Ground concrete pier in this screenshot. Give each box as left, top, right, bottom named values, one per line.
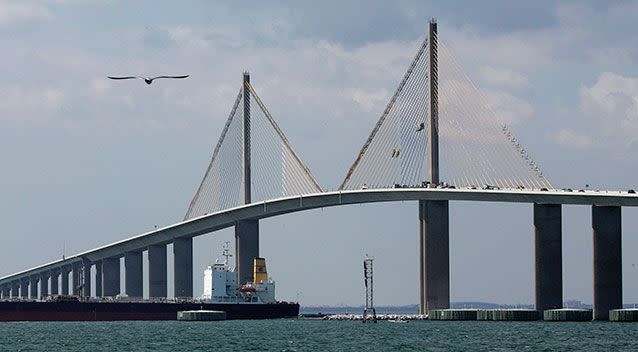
left=148, top=244, right=167, bottom=298
left=61, top=267, right=70, bottom=295
left=177, top=310, right=226, bottom=321
left=419, top=200, right=450, bottom=314
left=543, top=309, right=592, bottom=321
left=50, top=270, right=59, bottom=295
left=102, top=257, right=120, bottom=297
left=40, top=273, right=49, bottom=298
left=477, top=309, right=540, bottom=321
left=29, top=276, right=38, bottom=299
left=125, top=251, right=143, bottom=298
left=609, top=309, right=638, bottom=322
left=235, top=220, right=259, bottom=286
left=72, top=262, right=82, bottom=296
left=82, top=261, right=91, bottom=297
left=12, top=282, right=19, bottom=298
left=21, top=279, right=29, bottom=298
left=534, top=203, right=563, bottom=311
left=173, top=238, right=193, bottom=298
left=592, top=205, right=622, bottom=320
left=429, top=309, right=477, bottom=320
left=94, top=261, right=102, bottom=297
left=1, top=285, right=9, bottom=299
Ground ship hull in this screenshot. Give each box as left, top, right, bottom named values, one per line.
left=0, top=301, right=299, bottom=321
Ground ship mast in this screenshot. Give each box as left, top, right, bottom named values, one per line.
left=222, top=241, right=233, bottom=267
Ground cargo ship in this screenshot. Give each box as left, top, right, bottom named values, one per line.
left=0, top=248, right=298, bottom=321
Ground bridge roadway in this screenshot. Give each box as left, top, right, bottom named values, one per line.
left=2, top=187, right=636, bottom=282
left=0, top=188, right=638, bottom=319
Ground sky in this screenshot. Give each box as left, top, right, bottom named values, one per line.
left=0, top=0, right=637, bottom=307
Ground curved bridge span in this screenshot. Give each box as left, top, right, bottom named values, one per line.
left=2, top=188, right=636, bottom=283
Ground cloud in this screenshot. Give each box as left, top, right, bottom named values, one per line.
left=0, top=1, right=52, bottom=28
left=442, top=29, right=552, bottom=71
left=0, top=85, right=66, bottom=122
left=553, top=128, right=593, bottom=149
left=580, top=72, right=638, bottom=147
left=484, top=90, right=534, bottom=124
left=480, top=66, right=529, bottom=90
left=347, top=88, right=390, bottom=113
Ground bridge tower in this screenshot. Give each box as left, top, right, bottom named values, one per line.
left=235, top=72, right=260, bottom=286
left=419, top=19, right=450, bottom=315
left=182, top=70, right=321, bottom=294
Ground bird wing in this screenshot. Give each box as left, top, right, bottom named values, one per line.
left=107, top=76, right=141, bottom=80
left=150, top=75, right=189, bottom=80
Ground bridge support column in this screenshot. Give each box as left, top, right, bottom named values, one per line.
left=419, top=200, right=449, bottom=315
left=102, top=257, right=120, bottom=297
left=29, top=276, right=38, bottom=299
left=40, top=273, right=49, bottom=299
left=12, top=282, right=20, bottom=298
left=20, top=279, right=29, bottom=299
left=61, top=267, right=70, bottom=295
left=534, top=203, right=563, bottom=311
left=125, top=251, right=143, bottom=298
left=60, top=267, right=70, bottom=295
left=173, top=238, right=193, bottom=298
left=592, top=205, right=622, bottom=320
left=148, top=244, right=167, bottom=298
left=1, top=285, right=9, bottom=299
left=72, top=262, right=82, bottom=296
left=94, top=261, right=102, bottom=298
left=82, top=261, right=91, bottom=298
left=50, top=270, right=59, bottom=295
left=235, top=220, right=259, bottom=286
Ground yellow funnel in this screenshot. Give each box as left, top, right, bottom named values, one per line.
left=253, top=257, right=268, bottom=284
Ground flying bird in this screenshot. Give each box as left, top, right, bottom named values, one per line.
left=107, top=75, right=189, bottom=85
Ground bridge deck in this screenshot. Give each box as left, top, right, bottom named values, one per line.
left=1, top=188, right=637, bottom=284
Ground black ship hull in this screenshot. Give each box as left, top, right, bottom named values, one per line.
left=0, top=300, right=299, bottom=321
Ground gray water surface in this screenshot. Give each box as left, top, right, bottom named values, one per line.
left=0, top=319, right=636, bottom=351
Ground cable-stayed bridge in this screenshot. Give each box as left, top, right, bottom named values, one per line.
left=1, top=21, right=635, bottom=320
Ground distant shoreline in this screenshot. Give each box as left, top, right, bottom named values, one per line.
left=300, top=300, right=638, bottom=314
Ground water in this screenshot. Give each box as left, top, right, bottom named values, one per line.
left=1, top=319, right=637, bottom=351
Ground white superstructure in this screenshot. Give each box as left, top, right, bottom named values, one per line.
left=202, top=261, right=237, bottom=300
left=201, top=242, right=276, bottom=304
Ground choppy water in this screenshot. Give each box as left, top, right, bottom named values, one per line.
left=1, top=319, right=637, bottom=351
